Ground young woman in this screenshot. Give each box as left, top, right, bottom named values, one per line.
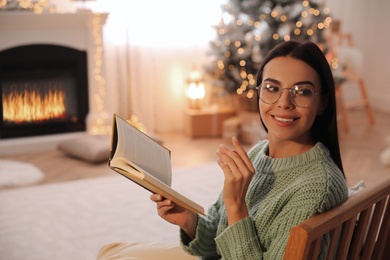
left=151, top=40, right=348, bottom=259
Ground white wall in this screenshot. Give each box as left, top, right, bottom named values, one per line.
left=326, top=0, right=390, bottom=113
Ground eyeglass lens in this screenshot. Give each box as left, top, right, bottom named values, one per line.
left=258, top=83, right=316, bottom=108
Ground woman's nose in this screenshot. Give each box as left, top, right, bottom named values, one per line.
left=277, top=89, right=295, bottom=109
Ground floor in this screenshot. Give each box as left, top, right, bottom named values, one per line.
left=0, top=108, right=389, bottom=190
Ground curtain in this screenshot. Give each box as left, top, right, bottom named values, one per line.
left=95, top=0, right=226, bottom=132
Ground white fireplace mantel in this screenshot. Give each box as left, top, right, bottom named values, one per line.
left=0, top=11, right=108, bottom=53
left=0, top=11, right=110, bottom=155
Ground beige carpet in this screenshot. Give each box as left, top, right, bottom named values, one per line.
left=0, top=163, right=223, bottom=260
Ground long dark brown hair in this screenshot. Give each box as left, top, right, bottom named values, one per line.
left=256, top=40, right=344, bottom=176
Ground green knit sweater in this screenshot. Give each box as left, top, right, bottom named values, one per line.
left=180, top=140, right=348, bottom=259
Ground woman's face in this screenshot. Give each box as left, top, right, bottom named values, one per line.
left=259, top=56, right=325, bottom=145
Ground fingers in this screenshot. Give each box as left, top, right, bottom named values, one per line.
left=150, top=194, right=173, bottom=208
left=231, top=136, right=255, bottom=172
left=216, top=138, right=246, bottom=171
left=216, top=157, right=230, bottom=173
left=150, top=194, right=173, bottom=206
left=150, top=193, right=163, bottom=202
left=216, top=145, right=239, bottom=175
left=150, top=194, right=175, bottom=217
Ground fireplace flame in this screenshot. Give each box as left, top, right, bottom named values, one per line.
left=3, top=88, right=67, bottom=123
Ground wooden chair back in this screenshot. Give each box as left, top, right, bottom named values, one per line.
left=284, top=177, right=390, bottom=260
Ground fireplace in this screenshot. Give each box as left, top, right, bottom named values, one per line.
left=0, top=11, right=109, bottom=155
left=0, top=44, right=89, bottom=139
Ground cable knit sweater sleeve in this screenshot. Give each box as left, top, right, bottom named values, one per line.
left=180, top=141, right=348, bottom=260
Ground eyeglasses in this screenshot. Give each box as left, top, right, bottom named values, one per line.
left=256, top=82, right=319, bottom=108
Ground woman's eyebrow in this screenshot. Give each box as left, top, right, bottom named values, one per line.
left=263, top=78, right=315, bottom=87
left=262, top=78, right=280, bottom=84
left=294, top=81, right=315, bottom=86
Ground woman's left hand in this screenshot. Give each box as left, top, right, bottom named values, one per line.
left=216, top=136, right=255, bottom=226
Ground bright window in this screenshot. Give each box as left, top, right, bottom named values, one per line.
left=95, top=0, right=226, bottom=47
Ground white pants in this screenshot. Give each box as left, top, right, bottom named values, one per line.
left=97, top=242, right=198, bottom=260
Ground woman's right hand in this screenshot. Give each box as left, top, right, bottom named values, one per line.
left=150, top=194, right=198, bottom=239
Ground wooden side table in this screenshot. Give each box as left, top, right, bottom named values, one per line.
left=185, top=107, right=236, bottom=138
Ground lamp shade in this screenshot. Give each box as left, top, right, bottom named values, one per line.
left=186, top=71, right=205, bottom=109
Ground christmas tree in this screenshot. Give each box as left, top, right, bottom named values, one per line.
left=204, top=0, right=333, bottom=102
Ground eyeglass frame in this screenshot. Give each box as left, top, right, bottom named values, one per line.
left=256, top=82, right=320, bottom=108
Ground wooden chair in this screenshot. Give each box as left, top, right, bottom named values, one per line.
left=284, top=177, right=390, bottom=260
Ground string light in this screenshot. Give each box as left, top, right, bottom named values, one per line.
left=89, top=13, right=110, bottom=135
left=217, top=60, right=224, bottom=69
left=0, top=0, right=56, bottom=14
left=127, top=115, right=146, bottom=133
left=0, top=0, right=6, bottom=9
left=246, top=89, right=255, bottom=99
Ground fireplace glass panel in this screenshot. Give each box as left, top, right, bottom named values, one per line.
left=2, top=68, right=80, bottom=126
left=0, top=44, right=89, bottom=139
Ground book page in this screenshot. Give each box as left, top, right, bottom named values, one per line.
left=114, top=115, right=172, bottom=186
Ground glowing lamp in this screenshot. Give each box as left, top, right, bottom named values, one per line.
left=186, top=71, right=205, bottom=109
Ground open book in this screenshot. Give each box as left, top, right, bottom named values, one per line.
left=109, top=114, right=205, bottom=215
